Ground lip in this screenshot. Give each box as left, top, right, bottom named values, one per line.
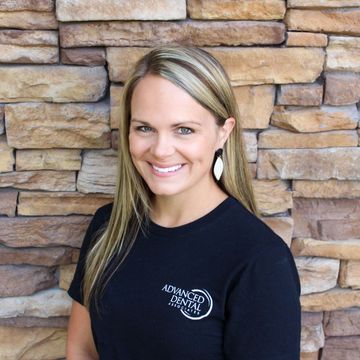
left=148, top=162, right=185, bottom=177
left=148, top=162, right=184, bottom=168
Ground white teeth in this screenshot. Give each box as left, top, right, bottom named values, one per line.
left=152, top=164, right=182, bottom=173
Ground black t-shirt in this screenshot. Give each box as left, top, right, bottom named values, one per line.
left=67, top=196, right=301, bottom=359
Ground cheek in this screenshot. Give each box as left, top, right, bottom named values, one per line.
left=128, top=134, right=147, bottom=158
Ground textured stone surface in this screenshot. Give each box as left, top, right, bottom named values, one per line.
left=291, top=239, right=360, bottom=261
left=107, top=46, right=325, bottom=84
left=0, top=29, right=57, bottom=45
left=188, top=0, right=286, bottom=20
left=59, top=20, right=285, bottom=48
left=288, top=0, right=360, bottom=8
left=0, top=214, right=93, bottom=247
left=0, top=265, right=57, bottom=296
left=321, top=336, right=360, bottom=360
left=234, top=85, right=275, bottom=129
left=61, top=47, right=106, bottom=65
left=110, top=84, right=123, bottom=129
left=57, top=0, right=186, bottom=21
left=0, top=66, right=107, bottom=102
left=0, top=10, right=57, bottom=29
left=301, top=287, right=360, bottom=311
left=286, top=32, right=328, bottom=47
left=16, top=149, right=81, bottom=171
left=324, top=72, right=360, bottom=105
left=293, top=180, right=360, bottom=198
left=0, top=244, right=77, bottom=266
left=295, top=257, right=340, bottom=295
left=0, top=44, right=58, bottom=63
left=324, top=308, right=360, bottom=336
left=243, top=131, right=257, bottom=162
left=339, top=260, right=360, bottom=289
left=301, top=323, right=325, bottom=353
left=271, top=105, right=359, bottom=132
left=258, top=129, right=357, bottom=149
left=0, top=171, right=75, bottom=191
left=0, top=316, right=68, bottom=328
left=257, top=148, right=360, bottom=180
left=0, top=189, right=17, bottom=217
left=0, top=1, right=54, bottom=11
left=77, top=149, right=117, bottom=194
left=277, top=82, right=323, bottom=106
left=326, top=36, right=360, bottom=72
left=285, top=8, right=360, bottom=36
left=0, top=325, right=66, bottom=360
left=59, top=264, right=76, bottom=291
left=260, top=216, right=294, bottom=247
left=292, top=198, right=360, bottom=240
left=253, top=179, right=292, bottom=215
left=17, top=191, right=113, bottom=216
left=5, top=102, right=110, bottom=149
left=0, top=136, right=14, bottom=172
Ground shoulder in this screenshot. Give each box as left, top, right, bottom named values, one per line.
left=92, top=201, right=113, bottom=224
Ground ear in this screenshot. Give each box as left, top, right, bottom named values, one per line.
left=216, top=117, right=236, bottom=148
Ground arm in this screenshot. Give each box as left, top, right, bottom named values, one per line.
left=223, top=243, right=301, bottom=359
left=67, top=300, right=99, bottom=360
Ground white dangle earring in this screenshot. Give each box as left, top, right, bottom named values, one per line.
left=213, top=148, right=224, bottom=181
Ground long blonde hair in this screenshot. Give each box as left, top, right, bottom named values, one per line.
left=82, top=45, right=260, bottom=316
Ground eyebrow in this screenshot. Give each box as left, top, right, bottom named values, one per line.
left=130, top=118, right=202, bottom=127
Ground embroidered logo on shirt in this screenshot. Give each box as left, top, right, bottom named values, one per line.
left=161, top=284, right=213, bottom=320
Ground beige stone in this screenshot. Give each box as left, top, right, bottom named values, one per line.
left=111, top=130, right=118, bottom=150
left=271, top=105, right=359, bottom=132
left=0, top=265, right=56, bottom=296
left=0, top=189, right=17, bottom=216
left=302, top=311, right=323, bottom=327
left=326, top=36, right=360, bottom=72
left=291, top=239, right=360, bottom=261
left=57, top=0, right=186, bottom=21
left=0, top=29, right=57, bottom=45
left=0, top=170, right=75, bottom=191
left=301, top=323, right=325, bottom=353
left=324, top=72, right=360, bottom=105
left=0, top=136, right=14, bottom=172
left=107, top=47, right=325, bottom=85
left=5, top=102, right=110, bottom=149
left=258, top=129, right=358, bottom=149
left=285, top=9, right=360, bottom=36
left=288, top=0, right=360, bottom=7
left=0, top=316, right=68, bottom=328
left=0, top=288, right=71, bottom=318
left=234, top=85, right=275, bottom=129
left=295, top=257, right=340, bottom=295
left=0, top=213, right=93, bottom=247
left=0, top=1, right=54, bottom=11
left=258, top=148, right=360, bottom=180
left=339, top=260, right=360, bottom=289
left=18, top=191, right=113, bottom=216
left=243, top=131, right=257, bottom=162
left=253, top=179, right=292, bottom=215
left=321, top=336, right=360, bottom=360
left=61, top=47, right=106, bottom=66
left=277, top=83, right=323, bottom=106
left=16, top=149, right=81, bottom=171
left=0, top=44, right=58, bottom=63
left=0, top=245, right=76, bottom=266
left=323, top=308, right=360, bottom=336
left=59, top=20, right=285, bottom=48
left=293, top=180, right=360, bottom=199
left=292, top=198, right=360, bottom=240
left=260, top=216, right=294, bottom=247
left=301, top=287, right=360, bottom=311
left=188, top=0, right=286, bottom=20
left=0, top=11, right=57, bottom=29
left=300, top=351, right=319, bottom=360
left=77, top=149, right=118, bottom=194
left=59, top=264, right=76, bottom=290
left=110, top=85, right=123, bottom=129
left=0, top=326, right=66, bottom=360
left=0, top=65, right=107, bottom=102
left=286, top=32, right=328, bottom=47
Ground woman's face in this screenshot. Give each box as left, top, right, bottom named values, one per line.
left=128, top=74, right=234, bottom=199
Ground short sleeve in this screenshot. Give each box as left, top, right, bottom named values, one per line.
left=223, top=243, right=301, bottom=360
left=67, top=204, right=112, bottom=305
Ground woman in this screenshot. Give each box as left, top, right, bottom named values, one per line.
left=67, top=45, right=301, bottom=359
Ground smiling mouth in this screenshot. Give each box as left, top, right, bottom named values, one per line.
left=149, top=163, right=184, bottom=173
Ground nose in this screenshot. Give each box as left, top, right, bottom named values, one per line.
left=150, top=133, right=175, bottom=159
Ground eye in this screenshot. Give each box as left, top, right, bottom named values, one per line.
left=136, top=125, right=152, bottom=132
left=177, top=127, right=193, bottom=135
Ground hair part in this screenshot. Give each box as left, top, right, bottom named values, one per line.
left=81, top=45, right=260, bottom=316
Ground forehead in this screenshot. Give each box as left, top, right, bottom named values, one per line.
left=130, top=74, right=215, bottom=125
